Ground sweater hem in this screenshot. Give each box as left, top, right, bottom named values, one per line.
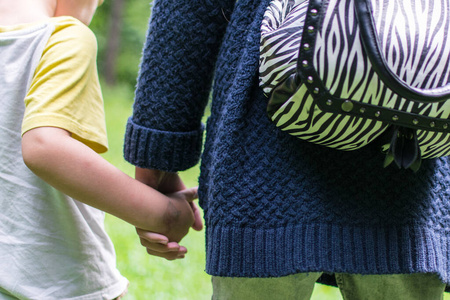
left=205, top=223, right=450, bottom=285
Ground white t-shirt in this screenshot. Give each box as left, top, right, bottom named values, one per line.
left=0, top=17, right=128, bottom=299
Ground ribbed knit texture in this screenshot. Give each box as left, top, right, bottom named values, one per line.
left=124, top=0, right=450, bottom=288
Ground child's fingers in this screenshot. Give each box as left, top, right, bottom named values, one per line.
left=146, top=247, right=187, bottom=260
left=136, top=228, right=169, bottom=244
left=140, top=239, right=179, bottom=252
left=145, top=244, right=187, bottom=260
left=136, top=228, right=178, bottom=251
left=136, top=228, right=188, bottom=260
left=143, top=241, right=186, bottom=255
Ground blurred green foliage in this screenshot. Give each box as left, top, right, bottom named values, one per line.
left=90, top=0, right=152, bottom=88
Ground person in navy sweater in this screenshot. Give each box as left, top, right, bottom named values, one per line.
left=124, top=0, right=450, bottom=298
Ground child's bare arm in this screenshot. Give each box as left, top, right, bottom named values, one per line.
left=21, top=126, right=196, bottom=244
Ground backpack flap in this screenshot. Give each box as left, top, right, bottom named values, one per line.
left=355, top=0, right=450, bottom=103
left=260, top=0, right=450, bottom=168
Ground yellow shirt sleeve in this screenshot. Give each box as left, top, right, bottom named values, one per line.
left=22, top=16, right=108, bottom=153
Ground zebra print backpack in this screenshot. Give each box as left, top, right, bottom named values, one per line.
left=259, top=0, right=450, bottom=171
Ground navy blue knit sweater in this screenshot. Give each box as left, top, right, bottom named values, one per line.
left=124, top=0, right=450, bottom=285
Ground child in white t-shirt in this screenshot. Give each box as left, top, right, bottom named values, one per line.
left=0, top=1, right=202, bottom=298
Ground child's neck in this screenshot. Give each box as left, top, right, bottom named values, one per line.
left=0, top=0, right=56, bottom=26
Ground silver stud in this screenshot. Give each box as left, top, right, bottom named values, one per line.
left=313, top=87, right=319, bottom=94
left=430, top=121, right=435, bottom=128
left=375, top=111, right=381, bottom=117
left=303, top=43, right=310, bottom=50
left=311, top=9, right=318, bottom=16
left=413, top=119, right=419, bottom=125
left=341, top=100, right=353, bottom=112
left=392, top=115, right=399, bottom=121
left=444, top=123, right=448, bottom=130
left=360, top=107, right=366, bottom=114
left=307, top=76, right=314, bottom=83
left=302, top=60, right=308, bottom=67
left=326, top=99, right=333, bottom=106
left=308, top=26, right=314, bottom=33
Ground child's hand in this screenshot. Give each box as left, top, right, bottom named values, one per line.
left=162, top=186, right=199, bottom=243
left=135, top=228, right=186, bottom=260
left=134, top=168, right=203, bottom=260
left=135, top=188, right=202, bottom=260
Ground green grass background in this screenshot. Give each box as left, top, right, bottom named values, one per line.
left=101, top=84, right=450, bottom=300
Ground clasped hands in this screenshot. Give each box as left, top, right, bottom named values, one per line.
left=134, top=167, right=203, bottom=260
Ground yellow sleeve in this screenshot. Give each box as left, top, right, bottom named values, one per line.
left=22, top=17, right=108, bottom=154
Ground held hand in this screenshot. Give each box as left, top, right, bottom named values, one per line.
left=136, top=168, right=203, bottom=233
left=135, top=168, right=203, bottom=260
left=136, top=228, right=188, bottom=260
left=136, top=187, right=203, bottom=260
left=162, top=186, right=198, bottom=242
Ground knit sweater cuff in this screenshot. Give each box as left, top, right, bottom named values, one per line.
left=123, top=117, right=204, bottom=172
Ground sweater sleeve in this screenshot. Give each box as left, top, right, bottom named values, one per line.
left=124, top=0, right=235, bottom=171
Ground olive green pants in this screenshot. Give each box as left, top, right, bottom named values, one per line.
left=212, top=272, right=446, bottom=300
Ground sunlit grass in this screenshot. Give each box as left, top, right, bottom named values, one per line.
left=101, top=83, right=450, bottom=299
